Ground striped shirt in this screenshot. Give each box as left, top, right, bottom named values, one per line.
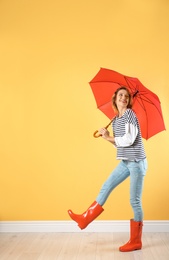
left=112, top=109, right=146, bottom=161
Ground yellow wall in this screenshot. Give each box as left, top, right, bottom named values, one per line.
left=0, top=0, right=169, bottom=221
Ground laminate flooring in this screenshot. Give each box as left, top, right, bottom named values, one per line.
left=0, top=232, right=169, bottom=260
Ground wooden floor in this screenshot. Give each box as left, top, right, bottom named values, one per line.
left=0, top=232, right=169, bottom=260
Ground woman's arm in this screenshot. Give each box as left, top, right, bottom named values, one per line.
left=114, top=123, right=138, bottom=147
left=99, top=123, right=138, bottom=147
left=98, top=128, right=116, bottom=145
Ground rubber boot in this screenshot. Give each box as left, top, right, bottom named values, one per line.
left=68, top=201, right=104, bottom=230
left=119, top=219, right=143, bottom=252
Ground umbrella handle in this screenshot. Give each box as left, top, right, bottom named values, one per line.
left=93, top=130, right=102, bottom=138
left=93, top=119, right=114, bottom=138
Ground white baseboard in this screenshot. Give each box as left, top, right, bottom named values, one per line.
left=0, top=220, right=169, bottom=233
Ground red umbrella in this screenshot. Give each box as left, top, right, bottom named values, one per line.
left=89, top=68, right=166, bottom=140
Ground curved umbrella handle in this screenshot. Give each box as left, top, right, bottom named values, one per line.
left=93, top=130, right=102, bottom=138
left=93, top=119, right=114, bottom=138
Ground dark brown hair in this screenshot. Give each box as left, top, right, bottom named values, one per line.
left=112, top=86, right=132, bottom=113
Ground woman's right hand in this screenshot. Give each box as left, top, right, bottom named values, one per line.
left=99, top=128, right=110, bottom=139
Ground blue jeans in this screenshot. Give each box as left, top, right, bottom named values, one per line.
left=96, top=159, right=148, bottom=221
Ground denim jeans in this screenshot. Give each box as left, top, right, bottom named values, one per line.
left=96, top=159, right=148, bottom=221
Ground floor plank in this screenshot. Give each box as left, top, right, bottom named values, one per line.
left=0, top=232, right=169, bottom=260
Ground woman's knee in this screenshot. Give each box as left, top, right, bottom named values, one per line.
left=130, top=197, right=141, bottom=209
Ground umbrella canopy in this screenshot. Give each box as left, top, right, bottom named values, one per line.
left=89, top=68, right=166, bottom=140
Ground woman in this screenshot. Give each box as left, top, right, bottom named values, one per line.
left=68, top=86, right=147, bottom=252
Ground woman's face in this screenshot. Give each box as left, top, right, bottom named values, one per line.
left=115, top=89, right=129, bottom=110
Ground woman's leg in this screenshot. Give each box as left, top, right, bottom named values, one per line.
left=119, top=159, right=148, bottom=252
left=68, top=160, right=129, bottom=229
left=128, top=159, right=147, bottom=221
left=96, top=160, right=130, bottom=206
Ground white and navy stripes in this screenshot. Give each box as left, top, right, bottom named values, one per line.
left=112, top=109, right=146, bottom=161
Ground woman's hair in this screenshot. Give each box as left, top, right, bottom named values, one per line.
left=112, top=86, right=132, bottom=112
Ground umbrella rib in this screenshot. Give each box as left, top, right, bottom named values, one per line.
left=124, top=77, right=137, bottom=94
left=135, top=94, right=163, bottom=122
left=135, top=94, right=149, bottom=139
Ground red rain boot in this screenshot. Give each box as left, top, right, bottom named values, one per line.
left=68, top=201, right=104, bottom=230
left=119, top=219, right=143, bottom=252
